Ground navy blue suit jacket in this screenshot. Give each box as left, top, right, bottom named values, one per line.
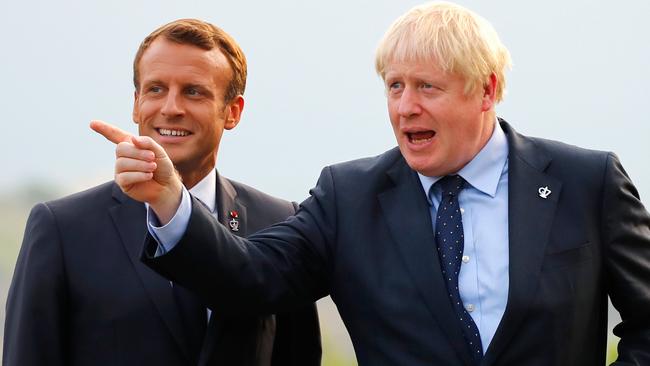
left=4, top=172, right=321, bottom=366
left=144, top=121, right=650, bottom=365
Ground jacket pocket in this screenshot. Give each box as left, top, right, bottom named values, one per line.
left=542, top=243, right=592, bottom=270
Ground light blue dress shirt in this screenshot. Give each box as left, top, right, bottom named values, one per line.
left=146, top=169, right=216, bottom=253
left=418, top=122, right=509, bottom=352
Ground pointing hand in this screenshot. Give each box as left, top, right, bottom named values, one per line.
left=90, top=120, right=183, bottom=224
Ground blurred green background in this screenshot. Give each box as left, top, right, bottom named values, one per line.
left=0, top=184, right=623, bottom=365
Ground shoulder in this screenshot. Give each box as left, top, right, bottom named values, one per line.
left=315, top=147, right=404, bottom=194
left=503, top=120, right=612, bottom=177
left=529, top=136, right=611, bottom=179
left=291, top=148, right=406, bottom=213
left=328, top=147, right=403, bottom=176
left=530, top=135, right=609, bottom=162
left=34, top=181, right=123, bottom=222
left=225, top=177, right=296, bottom=215
left=20, top=181, right=121, bottom=260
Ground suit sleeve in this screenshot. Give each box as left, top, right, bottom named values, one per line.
left=271, top=303, right=322, bottom=366
left=601, top=153, right=650, bottom=364
left=269, top=198, right=322, bottom=366
left=142, top=166, right=337, bottom=315
left=3, top=203, right=68, bottom=366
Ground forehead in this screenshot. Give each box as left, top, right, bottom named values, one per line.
left=138, top=38, right=231, bottom=84
left=383, top=58, right=446, bottom=79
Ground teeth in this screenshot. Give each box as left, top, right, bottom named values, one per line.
left=410, top=136, right=433, bottom=144
left=158, top=128, right=189, bottom=137
left=411, top=137, right=432, bottom=144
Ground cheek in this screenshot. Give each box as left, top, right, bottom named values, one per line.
left=448, top=126, right=467, bottom=148
left=387, top=103, right=400, bottom=128
left=386, top=97, right=397, bottom=113
left=136, top=102, right=158, bottom=122
left=203, top=121, right=224, bottom=144
left=136, top=123, right=146, bottom=136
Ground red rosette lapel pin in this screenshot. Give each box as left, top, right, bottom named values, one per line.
left=228, top=210, right=240, bottom=232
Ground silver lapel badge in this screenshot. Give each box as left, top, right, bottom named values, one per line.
left=228, top=210, right=240, bottom=232
left=538, top=186, right=552, bottom=199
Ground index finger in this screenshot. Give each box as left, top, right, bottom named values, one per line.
left=90, top=120, right=133, bottom=144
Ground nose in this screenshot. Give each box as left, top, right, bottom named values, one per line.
left=160, top=90, right=185, bottom=118
left=397, top=86, right=421, bottom=118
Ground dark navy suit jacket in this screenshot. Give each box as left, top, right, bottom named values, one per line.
left=144, top=121, right=650, bottom=366
left=4, top=172, right=321, bottom=366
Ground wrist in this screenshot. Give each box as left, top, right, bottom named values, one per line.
left=151, top=178, right=183, bottom=225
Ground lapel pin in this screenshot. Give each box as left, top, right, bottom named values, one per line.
left=538, top=186, right=552, bottom=199
left=228, top=210, right=240, bottom=232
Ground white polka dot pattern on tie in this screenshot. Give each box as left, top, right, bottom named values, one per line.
left=433, top=175, right=483, bottom=363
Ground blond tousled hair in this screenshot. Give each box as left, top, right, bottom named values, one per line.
left=375, top=1, right=512, bottom=102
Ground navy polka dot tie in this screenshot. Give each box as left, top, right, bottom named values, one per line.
left=433, top=175, right=483, bottom=363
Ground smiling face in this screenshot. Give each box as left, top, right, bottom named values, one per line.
left=133, top=37, right=243, bottom=188
left=384, top=59, right=496, bottom=177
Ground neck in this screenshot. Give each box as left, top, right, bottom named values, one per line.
left=178, top=164, right=214, bottom=190
left=478, top=111, right=497, bottom=148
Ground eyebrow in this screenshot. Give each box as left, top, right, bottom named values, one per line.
left=184, top=83, right=208, bottom=90
left=140, top=79, right=164, bottom=88
left=141, top=81, right=211, bottom=90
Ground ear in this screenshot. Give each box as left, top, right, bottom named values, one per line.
left=481, top=73, right=497, bottom=112
left=132, top=90, right=141, bottom=124
left=224, top=95, right=245, bottom=130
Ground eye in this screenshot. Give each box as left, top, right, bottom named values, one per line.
left=186, top=87, right=200, bottom=96
left=420, top=82, right=444, bottom=94
left=149, top=86, right=162, bottom=93
left=387, top=81, right=403, bottom=94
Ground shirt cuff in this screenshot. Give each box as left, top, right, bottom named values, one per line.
left=146, top=187, right=192, bottom=256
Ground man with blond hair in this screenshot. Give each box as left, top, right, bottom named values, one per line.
left=93, top=2, right=650, bottom=365
left=4, top=19, right=321, bottom=366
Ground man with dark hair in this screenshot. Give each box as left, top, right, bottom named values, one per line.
left=4, top=19, right=321, bottom=366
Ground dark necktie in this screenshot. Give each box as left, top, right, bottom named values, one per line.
left=433, top=175, right=483, bottom=363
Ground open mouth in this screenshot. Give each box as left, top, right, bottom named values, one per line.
left=156, top=128, right=191, bottom=137
left=407, top=130, right=436, bottom=144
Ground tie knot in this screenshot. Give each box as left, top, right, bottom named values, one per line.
left=437, top=175, right=465, bottom=197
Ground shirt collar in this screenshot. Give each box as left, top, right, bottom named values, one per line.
left=189, top=168, right=217, bottom=214
left=418, top=120, right=508, bottom=204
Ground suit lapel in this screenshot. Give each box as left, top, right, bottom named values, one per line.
left=483, top=121, right=562, bottom=365
left=378, top=157, right=473, bottom=366
left=216, top=171, right=248, bottom=237
left=200, top=171, right=249, bottom=365
left=108, top=184, right=193, bottom=362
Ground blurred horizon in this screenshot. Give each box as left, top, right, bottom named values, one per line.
left=1, top=0, right=649, bottom=201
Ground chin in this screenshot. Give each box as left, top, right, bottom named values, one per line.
left=404, top=159, right=427, bottom=175
left=166, top=151, right=189, bottom=165
left=410, top=158, right=446, bottom=177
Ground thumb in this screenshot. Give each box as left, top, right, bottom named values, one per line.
left=90, top=120, right=133, bottom=144
left=131, top=135, right=169, bottom=160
